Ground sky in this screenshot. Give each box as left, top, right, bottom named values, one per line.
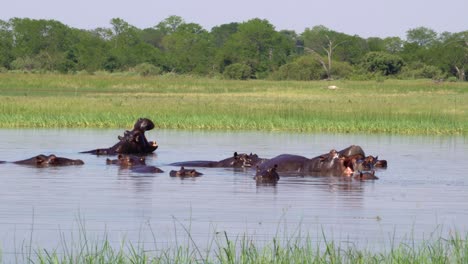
left=1, top=0, right=467, bottom=39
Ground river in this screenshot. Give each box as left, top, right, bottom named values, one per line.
left=0, top=129, right=467, bottom=260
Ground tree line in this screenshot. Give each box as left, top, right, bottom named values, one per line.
left=0, top=16, right=466, bottom=81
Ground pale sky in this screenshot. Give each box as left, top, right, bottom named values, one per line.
left=1, top=0, right=467, bottom=38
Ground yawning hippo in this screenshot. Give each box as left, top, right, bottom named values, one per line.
left=81, top=118, right=158, bottom=155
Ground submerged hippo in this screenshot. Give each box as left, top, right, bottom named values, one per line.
left=353, top=170, right=379, bottom=180
left=13, top=154, right=84, bottom=167
left=106, top=154, right=163, bottom=173
left=81, top=118, right=158, bottom=155
left=169, top=167, right=203, bottom=177
left=256, top=146, right=383, bottom=178
left=256, top=149, right=350, bottom=176
left=254, top=164, right=279, bottom=184
left=170, top=152, right=267, bottom=168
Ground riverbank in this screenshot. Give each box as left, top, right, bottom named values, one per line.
left=0, top=73, right=466, bottom=135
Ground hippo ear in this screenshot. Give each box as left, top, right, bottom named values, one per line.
left=118, top=154, right=124, bottom=160
left=234, top=152, right=238, bottom=158
left=46, top=154, right=57, bottom=164
left=181, top=166, right=185, bottom=170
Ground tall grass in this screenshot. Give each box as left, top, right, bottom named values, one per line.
left=0, top=73, right=466, bottom=135
left=9, top=228, right=468, bottom=264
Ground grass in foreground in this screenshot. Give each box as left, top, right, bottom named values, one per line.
left=0, top=73, right=467, bottom=135
left=8, top=230, right=468, bottom=264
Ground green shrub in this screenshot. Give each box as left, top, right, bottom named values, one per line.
left=361, top=51, right=404, bottom=75
left=271, top=56, right=323, bottom=80
left=399, top=63, right=444, bottom=79
left=134, top=63, right=162, bottom=77
left=330, top=61, right=354, bottom=79
left=10, top=56, right=40, bottom=71
left=223, top=63, right=252, bottom=80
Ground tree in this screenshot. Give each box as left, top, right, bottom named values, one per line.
left=361, top=51, right=404, bottom=75
left=406, top=27, right=437, bottom=47
left=106, top=18, right=159, bottom=70
left=162, top=22, right=213, bottom=74
left=155, top=15, right=184, bottom=35
left=302, top=26, right=346, bottom=80
left=435, top=31, right=468, bottom=81
left=8, top=18, right=74, bottom=71
left=219, top=18, right=294, bottom=78
left=71, top=29, right=110, bottom=72
left=210, top=22, right=238, bottom=48
left=0, top=20, right=13, bottom=68
left=383, top=37, right=404, bottom=53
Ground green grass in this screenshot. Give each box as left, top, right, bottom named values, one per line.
left=0, top=73, right=467, bottom=135
left=10, top=229, right=468, bottom=264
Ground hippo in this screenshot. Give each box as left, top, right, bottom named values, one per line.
left=353, top=155, right=388, bottom=170
left=169, top=167, right=203, bottom=177
left=170, top=152, right=266, bottom=168
left=106, top=154, right=146, bottom=166
left=81, top=118, right=158, bottom=155
left=106, top=154, right=163, bottom=173
left=254, top=164, right=279, bottom=184
left=352, top=170, right=379, bottom=180
left=13, top=154, right=84, bottom=167
left=338, top=145, right=366, bottom=159
left=256, top=146, right=376, bottom=177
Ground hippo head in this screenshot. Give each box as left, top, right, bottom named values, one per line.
left=48, top=155, right=85, bottom=166
left=255, top=164, right=280, bottom=184
left=374, top=158, right=388, bottom=168
left=255, top=164, right=279, bottom=180
left=133, top=118, right=155, bottom=132
left=231, top=152, right=263, bottom=168
left=15, top=154, right=84, bottom=167
left=170, top=166, right=203, bottom=177
left=353, top=155, right=388, bottom=171
left=106, top=154, right=146, bottom=167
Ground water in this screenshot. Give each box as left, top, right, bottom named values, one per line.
left=0, top=129, right=467, bottom=259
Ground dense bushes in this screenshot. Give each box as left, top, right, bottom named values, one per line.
left=223, top=63, right=252, bottom=80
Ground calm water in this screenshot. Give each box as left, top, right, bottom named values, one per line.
left=0, top=129, right=467, bottom=259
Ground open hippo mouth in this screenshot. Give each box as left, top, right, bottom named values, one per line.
left=135, top=118, right=155, bottom=131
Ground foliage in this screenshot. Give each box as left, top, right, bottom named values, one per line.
left=0, top=17, right=466, bottom=80
left=223, top=63, right=251, bottom=79
left=399, top=62, right=444, bottom=79
left=218, top=18, right=294, bottom=77
left=361, top=51, right=405, bottom=75
left=271, top=55, right=324, bottom=80
left=133, top=62, right=162, bottom=76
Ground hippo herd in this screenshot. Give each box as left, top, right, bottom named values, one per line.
left=1, top=118, right=388, bottom=184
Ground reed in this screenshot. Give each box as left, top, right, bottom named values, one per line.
left=0, top=73, right=466, bottom=135
left=10, top=229, right=468, bottom=264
